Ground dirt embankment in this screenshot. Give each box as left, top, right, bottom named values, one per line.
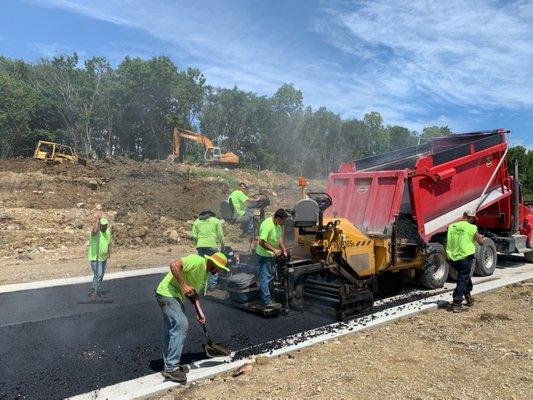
left=0, top=157, right=322, bottom=284
left=157, top=281, right=533, bottom=400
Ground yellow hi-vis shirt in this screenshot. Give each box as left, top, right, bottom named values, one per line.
left=229, top=189, right=249, bottom=217
left=191, top=217, right=225, bottom=248
left=156, top=254, right=208, bottom=301
left=446, top=220, right=478, bottom=261
left=88, top=230, right=111, bottom=261
left=256, top=217, right=282, bottom=258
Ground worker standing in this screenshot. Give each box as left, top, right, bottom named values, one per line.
left=446, top=210, right=484, bottom=313
left=88, top=211, right=111, bottom=298
left=155, top=252, right=229, bottom=383
left=256, top=208, right=289, bottom=310
left=229, top=182, right=254, bottom=235
left=191, top=209, right=225, bottom=290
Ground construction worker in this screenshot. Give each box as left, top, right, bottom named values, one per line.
left=229, top=182, right=254, bottom=235
left=88, top=211, right=111, bottom=297
left=155, top=252, right=229, bottom=383
left=446, top=210, right=484, bottom=313
left=191, top=209, right=225, bottom=290
left=256, top=208, right=289, bottom=310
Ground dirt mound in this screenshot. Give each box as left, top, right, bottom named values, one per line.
left=0, top=157, right=319, bottom=253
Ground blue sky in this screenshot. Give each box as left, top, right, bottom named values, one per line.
left=1, top=0, right=532, bottom=148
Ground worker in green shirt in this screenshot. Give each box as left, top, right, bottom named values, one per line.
left=229, top=182, right=255, bottom=235
left=256, top=208, right=289, bottom=310
left=446, top=210, right=484, bottom=313
left=191, top=209, right=225, bottom=290
left=88, top=211, right=111, bottom=298
left=155, top=252, right=229, bottom=383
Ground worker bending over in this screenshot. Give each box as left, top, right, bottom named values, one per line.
left=446, top=210, right=484, bottom=313
left=155, top=252, right=229, bottom=383
left=88, top=212, right=111, bottom=298
left=191, top=209, right=225, bottom=290
left=229, top=182, right=254, bottom=235
left=256, top=208, right=289, bottom=310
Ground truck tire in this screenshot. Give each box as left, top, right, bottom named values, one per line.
left=420, top=244, right=449, bottom=289
left=474, top=238, right=497, bottom=276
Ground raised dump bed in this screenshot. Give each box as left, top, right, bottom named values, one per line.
left=326, top=129, right=512, bottom=242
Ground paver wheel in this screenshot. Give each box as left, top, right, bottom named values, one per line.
left=420, top=243, right=449, bottom=289
left=474, top=238, right=497, bottom=276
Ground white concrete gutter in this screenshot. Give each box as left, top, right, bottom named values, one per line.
left=68, top=265, right=533, bottom=400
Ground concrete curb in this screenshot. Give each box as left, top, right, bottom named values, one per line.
left=68, top=267, right=533, bottom=400
left=0, top=266, right=168, bottom=294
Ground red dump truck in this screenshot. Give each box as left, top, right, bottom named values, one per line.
left=326, top=128, right=533, bottom=285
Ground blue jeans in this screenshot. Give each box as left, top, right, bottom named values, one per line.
left=452, top=256, right=473, bottom=302
left=90, top=260, right=107, bottom=292
left=236, top=209, right=254, bottom=234
left=259, top=255, right=276, bottom=306
left=197, top=247, right=219, bottom=288
left=156, top=294, right=189, bottom=372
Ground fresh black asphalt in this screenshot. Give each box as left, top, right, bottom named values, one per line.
left=0, top=274, right=333, bottom=400
left=1, top=256, right=525, bottom=400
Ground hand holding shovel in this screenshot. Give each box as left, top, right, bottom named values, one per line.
left=186, top=289, right=231, bottom=358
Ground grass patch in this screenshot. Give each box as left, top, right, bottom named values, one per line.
left=186, top=167, right=239, bottom=188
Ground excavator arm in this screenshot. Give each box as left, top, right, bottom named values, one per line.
left=172, top=128, right=215, bottom=157
left=171, top=127, right=239, bottom=166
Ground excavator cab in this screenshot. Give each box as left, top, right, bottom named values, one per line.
left=205, top=147, right=222, bottom=161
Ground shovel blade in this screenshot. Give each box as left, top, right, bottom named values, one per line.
left=202, top=341, right=231, bottom=358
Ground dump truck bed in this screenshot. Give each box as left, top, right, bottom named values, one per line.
left=325, top=129, right=511, bottom=242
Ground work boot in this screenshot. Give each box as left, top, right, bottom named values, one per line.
left=264, top=301, right=282, bottom=310
left=451, top=302, right=468, bottom=313
left=465, top=294, right=474, bottom=307
left=162, top=368, right=187, bottom=383
left=179, top=364, right=190, bottom=373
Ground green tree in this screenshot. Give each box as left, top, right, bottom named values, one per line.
left=422, top=125, right=452, bottom=140
left=387, top=125, right=419, bottom=150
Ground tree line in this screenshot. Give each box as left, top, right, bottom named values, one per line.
left=1, top=53, right=532, bottom=191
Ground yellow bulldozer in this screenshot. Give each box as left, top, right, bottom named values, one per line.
left=33, top=141, right=86, bottom=165
left=170, top=128, right=239, bottom=168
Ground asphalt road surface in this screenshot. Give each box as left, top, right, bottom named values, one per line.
left=0, top=274, right=333, bottom=399
left=1, top=256, right=528, bottom=400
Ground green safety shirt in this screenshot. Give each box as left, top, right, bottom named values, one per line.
left=229, top=189, right=249, bottom=217
left=88, top=230, right=111, bottom=261
left=256, top=217, right=282, bottom=258
left=155, top=254, right=208, bottom=301
left=446, top=220, right=478, bottom=261
left=191, top=217, right=225, bottom=249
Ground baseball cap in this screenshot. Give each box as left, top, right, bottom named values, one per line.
left=99, top=217, right=109, bottom=225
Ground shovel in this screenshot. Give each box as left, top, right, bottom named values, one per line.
left=191, top=300, right=231, bottom=358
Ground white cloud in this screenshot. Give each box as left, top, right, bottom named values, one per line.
left=26, top=0, right=533, bottom=137
left=30, top=42, right=88, bottom=60
left=318, top=0, right=533, bottom=111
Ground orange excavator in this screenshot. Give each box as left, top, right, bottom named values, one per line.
left=170, top=128, right=239, bottom=167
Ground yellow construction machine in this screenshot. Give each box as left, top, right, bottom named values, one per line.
left=170, top=128, right=239, bottom=167
left=33, top=141, right=86, bottom=165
